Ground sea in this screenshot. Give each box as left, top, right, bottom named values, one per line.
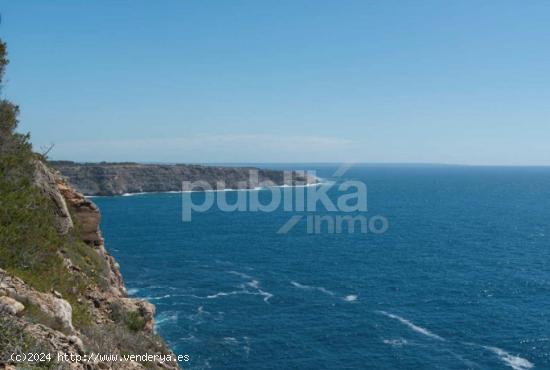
left=92, top=164, right=550, bottom=370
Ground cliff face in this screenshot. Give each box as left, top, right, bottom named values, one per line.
left=0, top=162, right=180, bottom=369
left=0, top=39, right=180, bottom=369
left=51, top=161, right=315, bottom=196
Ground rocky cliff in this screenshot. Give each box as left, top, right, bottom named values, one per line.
left=0, top=162, right=180, bottom=369
left=51, top=161, right=315, bottom=196
left=0, top=39, right=181, bottom=369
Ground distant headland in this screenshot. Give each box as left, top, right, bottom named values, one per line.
left=51, top=161, right=317, bottom=196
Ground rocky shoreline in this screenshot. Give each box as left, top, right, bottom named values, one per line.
left=0, top=162, right=180, bottom=369
left=51, top=161, right=316, bottom=196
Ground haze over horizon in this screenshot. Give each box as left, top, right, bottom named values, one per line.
left=1, top=0, right=549, bottom=165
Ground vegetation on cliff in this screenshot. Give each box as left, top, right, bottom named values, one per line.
left=0, top=41, right=179, bottom=369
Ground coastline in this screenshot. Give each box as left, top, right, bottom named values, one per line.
left=51, top=161, right=318, bottom=197
left=85, top=179, right=326, bottom=198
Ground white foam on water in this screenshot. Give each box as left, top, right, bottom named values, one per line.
left=206, top=291, right=241, bottom=299
left=484, top=346, right=534, bottom=370
left=292, top=182, right=325, bottom=188
left=146, top=294, right=171, bottom=301
left=218, top=336, right=252, bottom=358
left=292, top=280, right=357, bottom=302
left=225, top=271, right=273, bottom=303
left=206, top=288, right=273, bottom=303
left=383, top=338, right=408, bottom=347
left=222, top=337, right=239, bottom=345
left=343, top=294, right=358, bottom=302
left=144, top=285, right=179, bottom=290
left=376, top=311, right=445, bottom=341
left=318, top=287, right=336, bottom=296
left=246, top=280, right=260, bottom=289
left=126, top=288, right=139, bottom=295
left=243, top=336, right=251, bottom=357
left=376, top=311, right=531, bottom=369
left=186, top=306, right=215, bottom=326
left=256, top=288, right=273, bottom=303
left=227, top=270, right=254, bottom=280
left=291, top=281, right=336, bottom=296
left=245, top=280, right=273, bottom=302
left=110, top=179, right=325, bottom=197
left=154, top=311, right=178, bottom=329
left=166, top=293, right=204, bottom=300
left=179, top=334, right=199, bottom=343
left=181, top=188, right=233, bottom=193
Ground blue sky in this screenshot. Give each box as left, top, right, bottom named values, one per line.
left=1, top=0, right=549, bottom=164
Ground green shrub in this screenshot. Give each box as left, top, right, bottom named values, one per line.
left=110, top=302, right=147, bottom=332
left=81, top=323, right=172, bottom=369
left=125, top=310, right=148, bottom=332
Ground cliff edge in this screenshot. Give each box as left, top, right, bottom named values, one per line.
left=0, top=39, right=180, bottom=369
left=0, top=161, right=180, bottom=369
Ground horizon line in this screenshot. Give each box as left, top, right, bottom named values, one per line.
left=50, top=160, right=550, bottom=168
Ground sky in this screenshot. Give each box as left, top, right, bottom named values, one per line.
left=0, top=0, right=549, bottom=165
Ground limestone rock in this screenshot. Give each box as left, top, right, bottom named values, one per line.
left=52, top=297, right=74, bottom=333
left=138, top=300, right=156, bottom=333
left=33, top=160, right=73, bottom=234
left=0, top=296, right=25, bottom=316
left=0, top=161, right=181, bottom=369
left=0, top=269, right=74, bottom=333
left=58, top=181, right=102, bottom=246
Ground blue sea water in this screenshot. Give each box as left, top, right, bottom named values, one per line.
left=93, top=165, right=550, bottom=370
